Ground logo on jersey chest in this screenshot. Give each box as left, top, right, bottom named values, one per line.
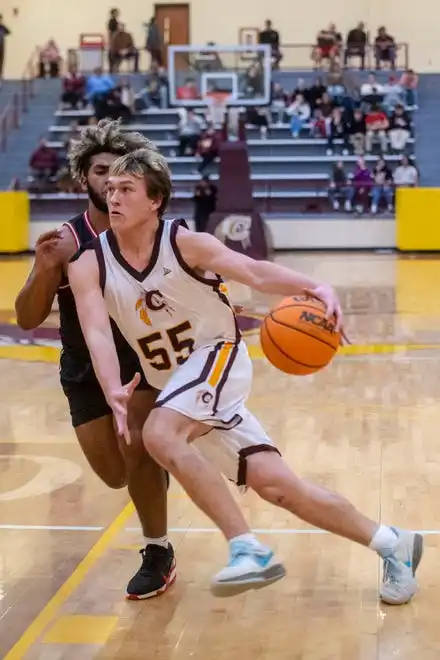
left=135, top=289, right=174, bottom=326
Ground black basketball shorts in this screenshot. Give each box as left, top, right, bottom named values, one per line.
left=60, top=349, right=152, bottom=428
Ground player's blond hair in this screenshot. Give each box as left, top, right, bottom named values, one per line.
left=109, top=148, right=172, bottom=217
left=68, top=118, right=157, bottom=181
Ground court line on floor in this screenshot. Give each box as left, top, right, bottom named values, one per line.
left=1, top=342, right=440, bottom=365
left=0, top=524, right=104, bottom=531
left=1, top=523, right=440, bottom=535
left=3, top=502, right=135, bottom=660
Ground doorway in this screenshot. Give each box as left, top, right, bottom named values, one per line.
left=154, top=3, right=190, bottom=68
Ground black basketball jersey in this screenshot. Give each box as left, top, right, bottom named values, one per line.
left=58, top=211, right=139, bottom=384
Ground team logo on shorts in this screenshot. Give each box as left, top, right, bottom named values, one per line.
left=135, top=289, right=174, bottom=326
left=196, top=390, right=213, bottom=405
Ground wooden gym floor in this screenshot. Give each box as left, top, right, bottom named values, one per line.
left=1, top=251, right=440, bottom=660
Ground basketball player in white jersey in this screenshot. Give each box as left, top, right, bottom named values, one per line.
left=68, top=148, right=423, bottom=604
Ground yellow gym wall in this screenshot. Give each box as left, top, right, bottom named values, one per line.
left=1, top=0, right=440, bottom=77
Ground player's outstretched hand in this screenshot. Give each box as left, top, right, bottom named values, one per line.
left=109, top=373, right=141, bottom=444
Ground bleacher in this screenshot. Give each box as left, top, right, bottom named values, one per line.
left=25, top=65, right=418, bottom=222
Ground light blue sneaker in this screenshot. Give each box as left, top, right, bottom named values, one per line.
left=211, top=540, right=286, bottom=597
left=380, top=528, right=424, bottom=605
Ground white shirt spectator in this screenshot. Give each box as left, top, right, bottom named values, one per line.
left=360, top=81, right=384, bottom=96
left=286, top=99, right=311, bottom=121
left=393, top=163, right=418, bottom=186
left=179, top=111, right=205, bottom=136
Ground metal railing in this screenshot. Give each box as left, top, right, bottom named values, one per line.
left=0, top=48, right=38, bottom=153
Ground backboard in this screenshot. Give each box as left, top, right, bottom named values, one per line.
left=167, top=44, right=272, bottom=108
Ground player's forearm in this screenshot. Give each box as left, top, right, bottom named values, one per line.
left=15, top=267, right=61, bottom=329
left=84, top=327, right=123, bottom=404
left=249, top=260, right=323, bottom=295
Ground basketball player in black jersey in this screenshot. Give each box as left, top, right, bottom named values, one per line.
left=15, top=120, right=175, bottom=600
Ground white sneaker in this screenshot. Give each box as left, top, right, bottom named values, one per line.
left=211, top=540, right=286, bottom=597
left=380, top=528, right=423, bottom=605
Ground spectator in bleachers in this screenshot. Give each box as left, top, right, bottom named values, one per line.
left=307, top=77, right=327, bottom=113
left=325, top=63, right=345, bottom=106
left=388, top=104, right=411, bottom=152
left=178, top=110, right=205, bottom=156
left=365, top=103, right=389, bottom=152
left=399, top=69, right=418, bottom=106
left=271, top=82, right=288, bottom=124
left=329, top=161, right=354, bottom=212
left=246, top=106, right=270, bottom=138
left=341, top=67, right=361, bottom=104
left=145, top=63, right=169, bottom=107
left=310, top=109, right=327, bottom=138
left=312, top=24, right=342, bottom=68
left=258, top=20, right=282, bottom=69
left=291, top=77, right=308, bottom=101
left=139, top=78, right=162, bottom=109
left=0, top=15, right=11, bottom=89
left=382, top=75, right=405, bottom=114
left=29, top=137, right=59, bottom=184
left=115, top=77, right=135, bottom=118
left=61, top=63, right=86, bottom=109
left=197, top=125, right=220, bottom=174
left=352, top=156, right=373, bottom=213
left=347, top=108, right=366, bottom=155
left=327, top=108, right=349, bottom=155
left=145, top=16, right=163, bottom=67
left=393, top=155, right=418, bottom=187
left=344, top=22, right=367, bottom=69
left=286, top=94, right=311, bottom=138
left=109, top=23, right=139, bottom=73
left=370, top=157, right=394, bottom=214
left=107, top=8, right=120, bottom=42
left=375, top=27, right=396, bottom=70
left=193, top=175, right=217, bottom=232
left=86, top=67, right=115, bottom=120
left=244, top=63, right=265, bottom=97
left=38, top=39, right=61, bottom=78
left=360, top=73, right=384, bottom=105
left=318, top=91, right=334, bottom=120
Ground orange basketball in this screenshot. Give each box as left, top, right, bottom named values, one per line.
left=260, top=296, right=341, bottom=375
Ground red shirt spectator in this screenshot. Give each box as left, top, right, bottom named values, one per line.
left=366, top=108, right=388, bottom=129
left=63, top=69, right=85, bottom=94
left=177, top=79, right=200, bottom=100
left=29, top=139, right=59, bottom=177
left=62, top=65, right=86, bottom=108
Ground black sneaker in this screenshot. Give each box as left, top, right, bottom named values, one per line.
left=126, top=543, right=176, bottom=600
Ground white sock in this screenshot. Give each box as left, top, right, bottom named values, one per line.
left=229, top=532, right=260, bottom=548
left=368, top=525, right=399, bottom=557
left=144, top=535, right=169, bottom=549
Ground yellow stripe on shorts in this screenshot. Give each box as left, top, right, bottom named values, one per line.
left=208, top=342, right=234, bottom=388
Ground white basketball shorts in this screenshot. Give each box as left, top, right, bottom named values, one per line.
left=154, top=339, right=280, bottom=485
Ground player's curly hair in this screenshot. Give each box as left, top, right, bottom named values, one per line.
left=68, top=118, right=157, bottom=181
left=110, top=148, right=172, bottom=217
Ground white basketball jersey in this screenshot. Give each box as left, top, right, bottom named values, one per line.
left=97, top=218, right=240, bottom=390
